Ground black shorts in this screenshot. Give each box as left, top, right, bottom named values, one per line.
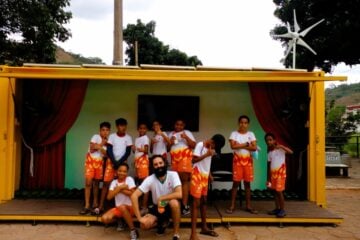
left=148, top=203, right=174, bottom=231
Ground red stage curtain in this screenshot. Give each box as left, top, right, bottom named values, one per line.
left=248, top=83, right=308, bottom=194
left=21, top=79, right=88, bottom=189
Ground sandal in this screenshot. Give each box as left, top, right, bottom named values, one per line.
left=245, top=208, right=258, bottom=214
left=225, top=207, right=234, bottom=214
left=200, top=230, right=219, bottom=237
left=79, top=207, right=91, bottom=215
left=91, top=207, right=104, bottom=216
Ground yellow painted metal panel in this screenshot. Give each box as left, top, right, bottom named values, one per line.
left=0, top=77, right=16, bottom=203
left=0, top=66, right=347, bottom=82
left=308, top=80, right=326, bottom=206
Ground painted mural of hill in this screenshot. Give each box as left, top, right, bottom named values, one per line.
left=326, top=82, right=360, bottom=107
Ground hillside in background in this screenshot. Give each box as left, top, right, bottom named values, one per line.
left=55, top=47, right=104, bottom=65
left=325, top=82, right=360, bottom=107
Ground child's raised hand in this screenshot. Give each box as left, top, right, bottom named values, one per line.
left=180, top=132, right=186, bottom=139
left=207, top=149, right=216, bottom=156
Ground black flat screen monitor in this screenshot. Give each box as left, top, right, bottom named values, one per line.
left=137, top=94, right=200, bottom=131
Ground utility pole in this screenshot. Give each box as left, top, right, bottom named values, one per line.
left=113, top=0, right=123, bottom=65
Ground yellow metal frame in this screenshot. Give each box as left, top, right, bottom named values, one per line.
left=0, top=65, right=347, bottom=206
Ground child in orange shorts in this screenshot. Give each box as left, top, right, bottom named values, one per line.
left=133, top=123, right=150, bottom=215
left=265, top=132, right=293, bottom=218
left=168, top=119, right=196, bottom=216
left=227, top=115, right=258, bottom=214
left=190, top=134, right=225, bottom=240
left=102, top=118, right=133, bottom=214
left=101, top=163, right=138, bottom=240
left=80, top=122, right=110, bottom=215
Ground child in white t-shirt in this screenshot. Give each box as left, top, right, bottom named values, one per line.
left=168, top=119, right=196, bottom=216
left=101, top=163, right=138, bottom=240
left=265, top=132, right=293, bottom=218
left=190, top=134, right=225, bottom=240
left=150, top=120, right=170, bottom=164
left=102, top=118, right=133, bottom=214
left=80, top=121, right=110, bottom=216
left=133, top=123, right=150, bottom=214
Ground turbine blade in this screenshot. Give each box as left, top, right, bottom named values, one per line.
left=284, top=40, right=295, bottom=60
left=300, top=19, right=325, bottom=37
left=272, top=32, right=293, bottom=39
left=287, top=22, right=291, bottom=32
left=293, top=9, right=300, bottom=33
left=297, top=38, right=317, bottom=55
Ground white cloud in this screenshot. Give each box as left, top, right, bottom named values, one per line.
left=69, top=0, right=113, bottom=19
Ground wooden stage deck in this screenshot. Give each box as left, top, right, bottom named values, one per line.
left=0, top=199, right=342, bottom=225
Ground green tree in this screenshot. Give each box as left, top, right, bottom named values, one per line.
left=326, top=105, right=360, bottom=151
left=0, top=0, right=72, bottom=65
left=272, top=0, right=360, bottom=72
left=123, top=19, right=202, bottom=66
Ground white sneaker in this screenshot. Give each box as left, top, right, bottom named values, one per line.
left=130, top=229, right=139, bottom=240
left=181, top=205, right=190, bottom=216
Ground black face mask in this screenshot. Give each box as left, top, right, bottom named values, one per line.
left=154, top=166, right=167, bottom=178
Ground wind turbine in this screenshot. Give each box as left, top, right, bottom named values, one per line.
left=273, top=9, right=324, bottom=69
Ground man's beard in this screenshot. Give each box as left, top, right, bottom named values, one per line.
left=154, top=166, right=167, bottom=178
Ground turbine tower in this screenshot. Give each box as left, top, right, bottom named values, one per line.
left=273, top=9, right=324, bottom=69
left=113, top=0, right=123, bottom=65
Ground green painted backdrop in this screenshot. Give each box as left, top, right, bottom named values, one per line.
left=65, top=80, right=266, bottom=189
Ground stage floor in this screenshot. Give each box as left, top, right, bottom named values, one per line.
left=0, top=199, right=342, bottom=225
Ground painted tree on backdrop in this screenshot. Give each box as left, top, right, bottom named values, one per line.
left=271, top=0, right=360, bottom=72
left=123, top=19, right=202, bottom=66
left=0, top=0, right=72, bottom=65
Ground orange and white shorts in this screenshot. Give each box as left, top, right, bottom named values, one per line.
left=232, top=153, right=253, bottom=182
left=84, top=153, right=104, bottom=180
left=103, top=159, right=117, bottom=182
left=270, top=164, right=287, bottom=191
left=135, top=155, right=149, bottom=180
left=270, top=177, right=286, bottom=192
left=170, top=148, right=193, bottom=173
left=110, top=205, right=134, bottom=218
left=190, top=167, right=209, bottom=198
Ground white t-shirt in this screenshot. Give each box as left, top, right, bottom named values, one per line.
left=268, top=148, right=286, bottom=170
left=109, top=176, right=136, bottom=206
left=229, top=131, right=256, bottom=156
left=152, top=133, right=168, bottom=155
left=193, top=141, right=212, bottom=175
left=134, top=135, right=150, bottom=159
left=108, top=133, right=133, bottom=161
left=168, top=130, right=195, bottom=151
left=88, top=134, right=104, bottom=159
left=139, top=171, right=181, bottom=204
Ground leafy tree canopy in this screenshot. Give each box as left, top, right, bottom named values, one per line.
left=272, top=0, right=360, bottom=72
left=123, top=19, right=202, bottom=66
left=326, top=105, right=360, bottom=137
left=0, top=0, right=72, bottom=65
